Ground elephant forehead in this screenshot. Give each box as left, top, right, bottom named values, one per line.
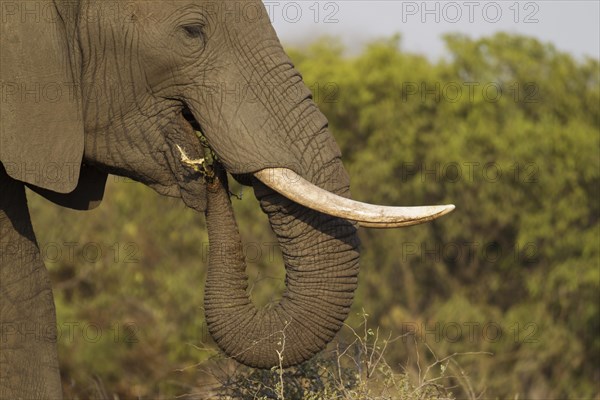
left=80, top=1, right=268, bottom=24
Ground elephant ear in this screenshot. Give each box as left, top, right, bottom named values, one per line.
left=1, top=2, right=107, bottom=209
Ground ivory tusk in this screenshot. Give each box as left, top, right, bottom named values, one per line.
left=254, top=168, right=455, bottom=229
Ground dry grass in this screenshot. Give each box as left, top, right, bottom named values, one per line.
left=188, top=311, right=487, bottom=400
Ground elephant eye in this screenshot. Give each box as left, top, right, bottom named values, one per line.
left=181, top=24, right=204, bottom=40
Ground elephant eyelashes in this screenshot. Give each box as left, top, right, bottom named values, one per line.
left=182, top=24, right=204, bottom=40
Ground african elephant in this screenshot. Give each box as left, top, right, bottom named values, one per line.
left=0, top=1, right=453, bottom=397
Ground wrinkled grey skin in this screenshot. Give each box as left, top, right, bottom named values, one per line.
left=0, top=1, right=358, bottom=397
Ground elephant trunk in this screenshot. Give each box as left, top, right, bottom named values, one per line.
left=204, top=162, right=359, bottom=368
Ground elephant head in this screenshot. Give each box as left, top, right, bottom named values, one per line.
left=0, top=0, right=454, bottom=386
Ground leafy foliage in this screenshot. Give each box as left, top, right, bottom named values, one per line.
left=28, top=33, right=599, bottom=398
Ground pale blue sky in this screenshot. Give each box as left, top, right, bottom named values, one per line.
left=266, top=1, right=600, bottom=60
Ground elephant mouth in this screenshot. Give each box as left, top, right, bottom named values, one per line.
left=182, top=105, right=205, bottom=139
